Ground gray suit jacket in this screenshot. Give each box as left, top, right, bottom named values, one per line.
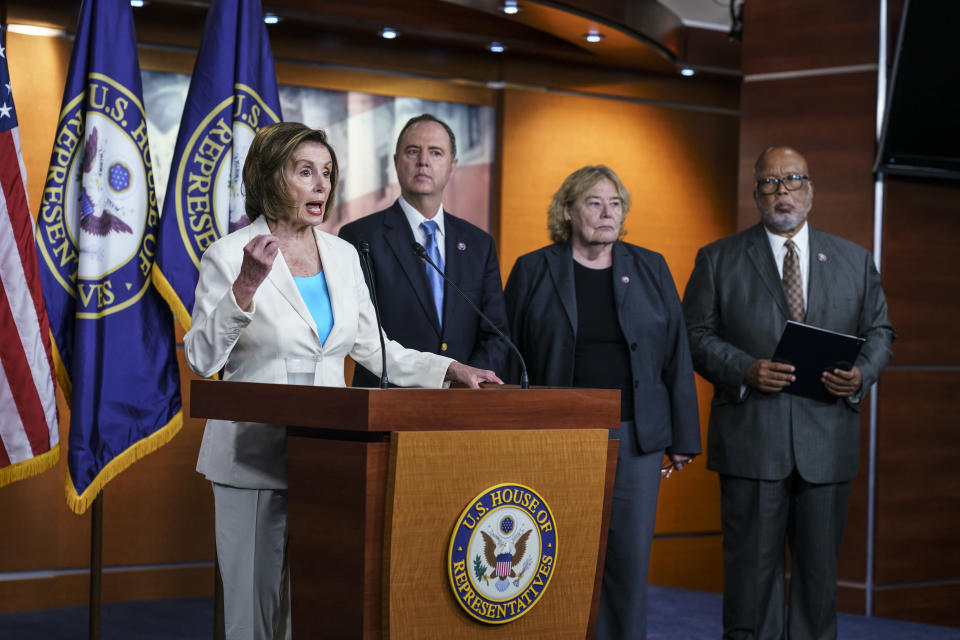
left=682, top=223, right=895, bottom=483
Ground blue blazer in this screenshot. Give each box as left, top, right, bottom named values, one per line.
left=503, top=241, right=701, bottom=456
left=338, top=201, right=509, bottom=386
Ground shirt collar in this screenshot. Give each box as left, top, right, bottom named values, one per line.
left=764, top=219, right=809, bottom=258
left=398, top=195, right=445, bottom=237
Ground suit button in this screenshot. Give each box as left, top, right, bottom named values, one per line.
left=441, top=342, right=448, bottom=352
left=630, top=343, right=638, bottom=351
left=634, top=380, right=639, bottom=388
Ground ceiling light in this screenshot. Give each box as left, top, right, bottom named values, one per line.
left=680, top=68, right=695, bottom=77
left=380, top=27, right=398, bottom=40
left=584, top=30, right=604, bottom=43
left=130, top=0, right=146, bottom=7
left=502, top=1, right=520, bottom=14
left=5, top=24, right=66, bottom=37
left=487, top=41, right=506, bottom=53
left=263, top=12, right=279, bottom=25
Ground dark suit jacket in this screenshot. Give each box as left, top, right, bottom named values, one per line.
left=503, top=241, right=701, bottom=456
left=682, top=223, right=895, bottom=483
left=338, top=201, right=509, bottom=386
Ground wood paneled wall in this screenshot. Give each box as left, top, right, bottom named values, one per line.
left=739, top=0, right=960, bottom=627
left=1, top=25, right=739, bottom=616
left=497, top=87, right=739, bottom=592
left=874, top=177, right=960, bottom=626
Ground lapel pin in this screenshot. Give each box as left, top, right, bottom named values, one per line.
left=818, top=253, right=827, bottom=262
left=621, top=276, right=630, bottom=284
left=457, top=242, right=466, bottom=251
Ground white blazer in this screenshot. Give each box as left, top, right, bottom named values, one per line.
left=184, top=216, right=453, bottom=489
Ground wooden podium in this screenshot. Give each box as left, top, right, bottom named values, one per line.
left=191, top=381, right=619, bottom=639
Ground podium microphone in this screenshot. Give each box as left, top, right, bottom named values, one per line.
left=413, top=242, right=529, bottom=389
left=357, top=240, right=389, bottom=389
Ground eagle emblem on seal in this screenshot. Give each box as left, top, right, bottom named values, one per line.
left=79, top=127, right=133, bottom=236
left=480, top=518, right=533, bottom=592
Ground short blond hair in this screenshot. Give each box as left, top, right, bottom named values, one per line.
left=243, top=122, right=340, bottom=223
left=547, top=165, right=631, bottom=243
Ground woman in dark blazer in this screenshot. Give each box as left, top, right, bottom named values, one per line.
left=503, top=165, right=701, bottom=640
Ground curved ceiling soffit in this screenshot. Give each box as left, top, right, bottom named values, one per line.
left=435, top=0, right=686, bottom=73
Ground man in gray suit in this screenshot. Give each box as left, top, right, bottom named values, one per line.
left=682, top=146, right=895, bottom=640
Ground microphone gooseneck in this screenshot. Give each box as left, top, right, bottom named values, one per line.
left=412, top=242, right=530, bottom=389
left=358, top=240, right=389, bottom=389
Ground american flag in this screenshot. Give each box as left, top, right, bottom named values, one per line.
left=0, top=28, right=60, bottom=487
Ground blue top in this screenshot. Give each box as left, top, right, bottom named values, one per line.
left=293, top=271, right=334, bottom=345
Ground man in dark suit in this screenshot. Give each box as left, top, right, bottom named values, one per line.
left=339, top=114, right=508, bottom=386
left=682, top=146, right=895, bottom=640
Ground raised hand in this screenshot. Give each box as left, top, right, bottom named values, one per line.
left=232, top=234, right=279, bottom=311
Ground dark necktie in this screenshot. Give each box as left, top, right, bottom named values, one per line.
left=782, top=239, right=805, bottom=322
left=420, top=220, right=444, bottom=326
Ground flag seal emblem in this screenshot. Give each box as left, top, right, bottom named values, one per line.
left=447, top=483, right=557, bottom=624
left=169, top=84, right=279, bottom=268
left=37, top=74, right=156, bottom=319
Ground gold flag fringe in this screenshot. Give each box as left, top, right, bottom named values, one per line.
left=151, top=267, right=192, bottom=332
left=49, top=331, right=72, bottom=401
left=65, top=410, right=184, bottom=515
left=49, top=322, right=187, bottom=514
left=0, top=444, right=61, bottom=489
left=0, top=330, right=65, bottom=488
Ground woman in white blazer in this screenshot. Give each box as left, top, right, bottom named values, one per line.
left=184, top=122, right=500, bottom=640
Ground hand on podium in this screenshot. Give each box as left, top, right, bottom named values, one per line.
left=444, top=361, right=503, bottom=389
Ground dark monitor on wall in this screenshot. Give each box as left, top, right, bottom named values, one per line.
left=875, top=0, right=960, bottom=179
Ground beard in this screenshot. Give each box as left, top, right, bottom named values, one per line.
left=760, top=201, right=811, bottom=233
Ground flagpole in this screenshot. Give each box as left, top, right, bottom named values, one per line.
left=89, top=491, right=103, bottom=640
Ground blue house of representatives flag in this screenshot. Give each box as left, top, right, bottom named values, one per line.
left=34, top=0, right=182, bottom=513
left=153, top=0, right=282, bottom=329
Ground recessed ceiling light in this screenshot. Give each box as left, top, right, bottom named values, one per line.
left=503, top=1, right=520, bottom=14
left=488, top=41, right=506, bottom=53
left=380, top=27, right=398, bottom=40
left=130, top=0, right=146, bottom=7
left=263, top=12, right=279, bottom=25
left=680, top=68, right=695, bottom=77
left=584, top=30, right=604, bottom=43
left=5, top=24, right=66, bottom=37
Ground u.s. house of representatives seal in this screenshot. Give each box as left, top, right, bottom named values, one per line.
left=38, top=73, right=155, bottom=318
left=447, top=483, right=558, bottom=624
left=171, top=84, right=279, bottom=267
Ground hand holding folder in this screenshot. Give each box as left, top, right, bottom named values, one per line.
left=771, top=321, right=866, bottom=403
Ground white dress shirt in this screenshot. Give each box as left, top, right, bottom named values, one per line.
left=399, top=195, right=446, bottom=263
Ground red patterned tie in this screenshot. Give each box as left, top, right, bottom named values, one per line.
left=782, top=239, right=805, bottom=322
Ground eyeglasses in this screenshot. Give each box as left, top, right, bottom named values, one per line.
left=756, top=174, right=809, bottom=195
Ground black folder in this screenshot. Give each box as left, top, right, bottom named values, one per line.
left=771, top=321, right=865, bottom=403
